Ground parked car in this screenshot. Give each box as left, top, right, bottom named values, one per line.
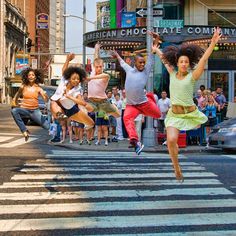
left=208, top=117, right=236, bottom=151
left=21, top=85, right=56, bottom=124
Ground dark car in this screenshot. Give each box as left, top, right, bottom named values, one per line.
left=21, top=85, right=56, bottom=124
left=208, top=117, right=236, bottom=151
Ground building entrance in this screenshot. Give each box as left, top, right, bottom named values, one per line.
left=208, top=71, right=236, bottom=102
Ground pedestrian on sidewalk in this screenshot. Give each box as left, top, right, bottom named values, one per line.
left=11, top=68, right=50, bottom=141
left=150, top=27, right=222, bottom=182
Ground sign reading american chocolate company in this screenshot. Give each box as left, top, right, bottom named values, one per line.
left=84, top=26, right=236, bottom=48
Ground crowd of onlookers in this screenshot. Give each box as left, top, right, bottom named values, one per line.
left=48, top=84, right=234, bottom=145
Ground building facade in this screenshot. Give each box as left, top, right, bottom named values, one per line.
left=0, top=0, right=65, bottom=104
left=0, top=0, right=27, bottom=103
left=85, top=0, right=236, bottom=101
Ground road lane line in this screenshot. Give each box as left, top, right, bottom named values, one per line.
left=19, top=166, right=206, bottom=172
left=1, top=212, right=236, bottom=231
left=0, top=137, right=37, bottom=148
left=10, top=172, right=217, bottom=180
left=0, top=136, right=14, bottom=142
left=0, top=179, right=223, bottom=189
left=0, top=198, right=236, bottom=215
left=0, top=187, right=233, bottom=201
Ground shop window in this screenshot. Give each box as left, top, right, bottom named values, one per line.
left=208, top=11, right=236, bottom=27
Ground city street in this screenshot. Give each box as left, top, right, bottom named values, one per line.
left=0, top=105, right=236, bottom=235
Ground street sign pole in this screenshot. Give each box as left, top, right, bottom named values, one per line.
left=143, top=0, right=156, bottom=147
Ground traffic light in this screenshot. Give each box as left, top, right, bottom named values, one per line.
left=25, top=37, right=32, bottom=53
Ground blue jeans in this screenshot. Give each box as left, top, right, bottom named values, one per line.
left=11, top=107, right=50, bottom=133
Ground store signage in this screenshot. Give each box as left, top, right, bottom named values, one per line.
left=154, top=19, right=184, bottom=28
left=121, top=12, right=136, bottom=28
left=136, top=8, right=164, bottom=17
left=84, top=26, right=236, bottom=44
left=36, top=13, right=49, bottom=29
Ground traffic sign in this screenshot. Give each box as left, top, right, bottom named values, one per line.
left=136, top=8, right=164, bottom=18
left=154, top=19, right=184, bottom=28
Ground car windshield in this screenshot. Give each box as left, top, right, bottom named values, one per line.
left=38, top=87, right=56, bottom=104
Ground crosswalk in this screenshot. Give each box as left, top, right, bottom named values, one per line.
left=0, top=150, right=236, bottom=235
left=0, top=132, right=38, bottom=148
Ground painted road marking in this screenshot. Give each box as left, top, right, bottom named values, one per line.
left=0, top=187, right=233, bottom=201
left=11, top=171, right=217, bottom=180
left=1, top=212, right=236, bottom=232
left=0, top=178, right=223, bottom=189
left=0, top=198, right=236, bottom=215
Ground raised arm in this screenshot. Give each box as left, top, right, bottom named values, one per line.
left=111, top=50, right=132, bottom=72
left=94, top=42, right=100, bottom=59
left=192, top=27, right=222, bottom=80
left=148, top=31, right=174, bottom=73
left=62, top=53, right=75, bottom=75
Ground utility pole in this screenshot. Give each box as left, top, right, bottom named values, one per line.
left=143, top=0, right=156, bottom=147
left=83, top=0, right=86, bottom=67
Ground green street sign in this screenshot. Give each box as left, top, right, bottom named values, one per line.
left=154, top=19, right=184, bottom=28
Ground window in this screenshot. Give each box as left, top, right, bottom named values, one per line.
left=208, top=11, right=236, bottom=27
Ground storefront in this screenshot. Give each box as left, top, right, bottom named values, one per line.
left=84, top=25, right=236, bottom=100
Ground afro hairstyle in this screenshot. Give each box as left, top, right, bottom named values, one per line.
left=21, top=68, right=44, bottom=85
left=63, top=66, right=87, bottom=83
left=162, top=44, right=205, bottom=69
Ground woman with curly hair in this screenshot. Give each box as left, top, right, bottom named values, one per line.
left=11, top=68, right=50, bottom=141
left=150, top=27, right=222, bottom=182
left=50, top=53, right=94, bottom=135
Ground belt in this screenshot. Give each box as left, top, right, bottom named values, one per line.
left=89, top=98, right=107, bottom=102
left=172, top=105, right=196, bottom=114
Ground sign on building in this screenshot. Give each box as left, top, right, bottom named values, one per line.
left=36, top=13, right=49, bottom=29
left=136, top=8, right=164, bottom=18
left=154, top=19, right=184, bottom=28
left=121, top=12, right=136, bottom=28
left=96, top=1, right=110, bottom=30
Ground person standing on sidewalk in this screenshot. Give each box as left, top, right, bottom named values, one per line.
left=111, top=42, right=161, bottom=155
left=150, top=27, right=222, bottom=182
left=11, top=68, right=50, bottom=141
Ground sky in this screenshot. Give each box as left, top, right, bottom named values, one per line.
left=65, top=0, right=103, bottom=58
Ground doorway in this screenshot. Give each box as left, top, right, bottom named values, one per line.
left=208, top=71, right=235, bottom=102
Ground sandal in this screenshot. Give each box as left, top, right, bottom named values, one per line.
left=23, top=130, right=30, bottom=142
left=56, top=112, right=67, bottom=121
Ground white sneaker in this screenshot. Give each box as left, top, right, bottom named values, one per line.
left=69, top=140, right=73, bottom=144
left=95, top=140, right=100, bottom=145
left=105, top=140, right=108, bottom=146
left=84, top=124, right=94, bottom=130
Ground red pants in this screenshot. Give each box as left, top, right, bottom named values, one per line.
left=124, top=92, right=161, bottom=143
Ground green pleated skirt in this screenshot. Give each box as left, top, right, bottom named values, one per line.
left=165, top=108, right=208, bottom=131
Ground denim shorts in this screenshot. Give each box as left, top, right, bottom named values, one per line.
left=63, top=105, right=79, bottom=118
left=96, top=117, right=109, bottom=126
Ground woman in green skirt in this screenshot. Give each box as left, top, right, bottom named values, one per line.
left=150, top=27, right=222, bottom=182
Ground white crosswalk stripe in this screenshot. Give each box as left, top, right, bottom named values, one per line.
left=0, top=150, right=236, bottom=235
left=0, top=133, right=38, bottom=148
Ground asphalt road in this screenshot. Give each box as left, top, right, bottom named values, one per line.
left=1, top=105, right=236, bottom=235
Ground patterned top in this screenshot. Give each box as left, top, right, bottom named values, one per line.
left=169, top=71, right=195, bottom=106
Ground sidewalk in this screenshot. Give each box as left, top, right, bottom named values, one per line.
left=50, top=138, right=213, bottom=154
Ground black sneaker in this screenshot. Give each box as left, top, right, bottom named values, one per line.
left=135, top=142, right=144, bottom=155
left=112, top=137, right=118, bottom=142
left=49, top=138, right=61, bottom=143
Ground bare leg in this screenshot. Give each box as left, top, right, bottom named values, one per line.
left=108, top=104, right=121, bottom=118
left=166, top=126, right=184, bottom=182
left=70, top=111, right=94, bottom=126
left=50, top=101, right=64, bottom=119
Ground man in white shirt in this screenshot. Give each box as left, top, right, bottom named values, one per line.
left=157, top=90, right=171, bottom=133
